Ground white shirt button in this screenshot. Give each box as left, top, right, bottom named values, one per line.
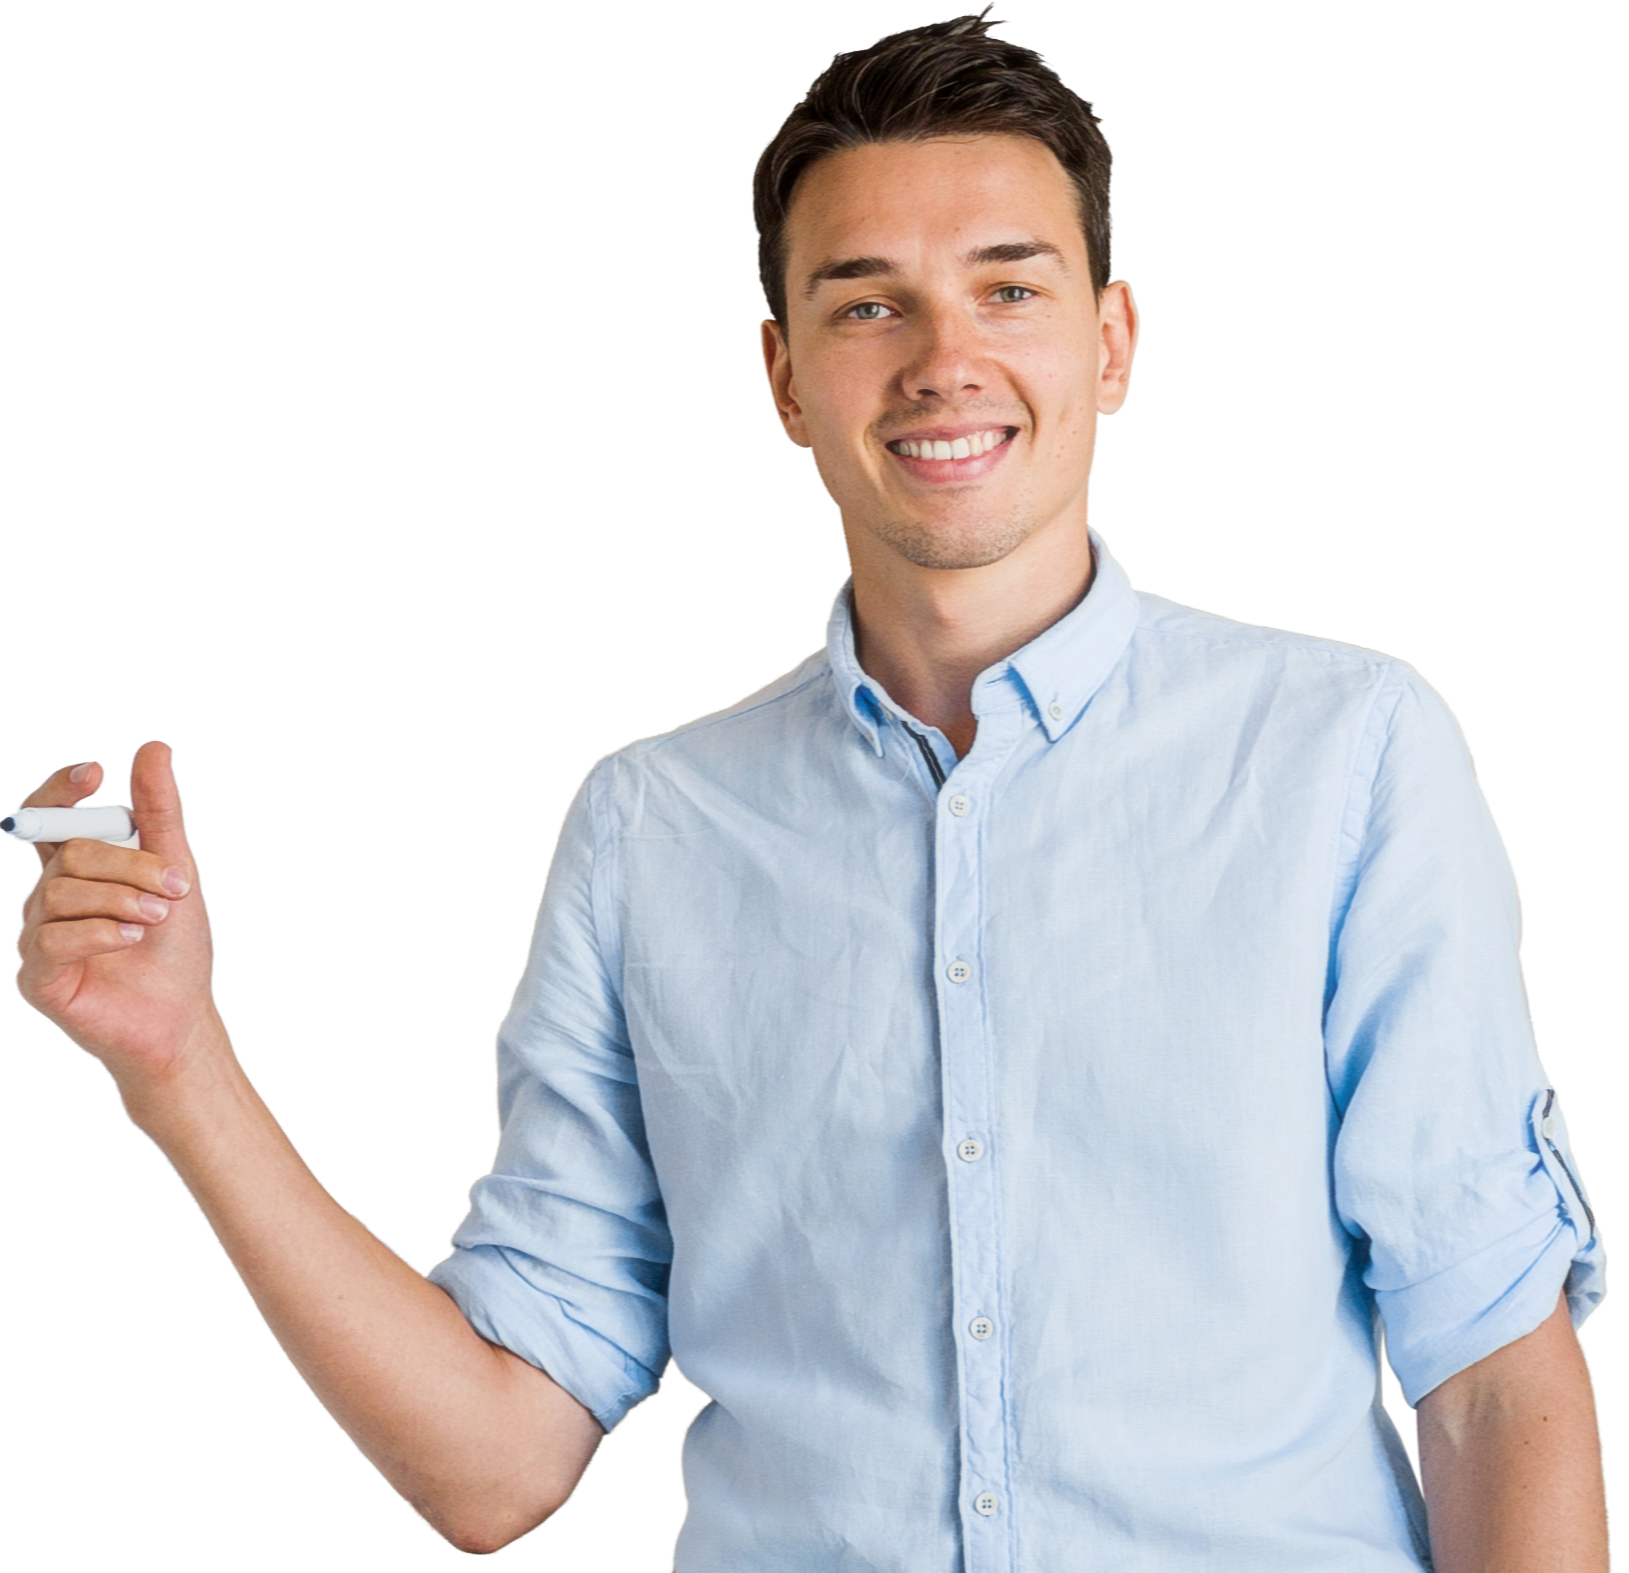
left=969, top=1316, right=994, bottom=1341
left=957, top=1137, right=984, bottom=1162
left=1047, top=701, right=1065, bottom=720
left=1543, top=1116, right=1557, bottom=1138
left=974, top=1492, right=1000, bottom=1517
left=948, top=793, right=971, bottom=817
left=946, top=959, right=972, bottom=985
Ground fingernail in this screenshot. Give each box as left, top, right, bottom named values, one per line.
left=161, top=867, right=190, bottom=896
left=138, top=895, right=169, bottom=921
left=118, top=923, right=144, bottom=941
left=69, top=763, right=94, bottom=784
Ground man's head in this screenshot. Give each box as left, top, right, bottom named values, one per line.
left=756, top=13, right=1136, bottom=576
left=755, top=12, right=1112, bottom=331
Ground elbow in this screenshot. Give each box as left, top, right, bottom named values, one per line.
left=423, top=1491, right=567, bottom=1557
left=434, top=1517, right=542, bottom=1557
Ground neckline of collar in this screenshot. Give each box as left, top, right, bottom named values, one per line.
left=827, top=531, right=1141, bottom=756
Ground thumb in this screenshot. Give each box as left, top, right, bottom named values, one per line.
left=130, top=740, right=194, bottom=874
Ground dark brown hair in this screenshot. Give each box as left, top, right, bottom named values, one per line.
left=753, top=10, right=1111, bottom=326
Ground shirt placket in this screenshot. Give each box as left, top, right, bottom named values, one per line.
left=930, top=697, right=1021, bottom=1573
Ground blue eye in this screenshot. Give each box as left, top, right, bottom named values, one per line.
left=843, top=291, right=1028, bottom=319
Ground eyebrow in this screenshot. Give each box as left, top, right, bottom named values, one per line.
left=803, top=238, right=1068, bottom=299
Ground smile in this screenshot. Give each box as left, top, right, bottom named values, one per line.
left=886, top=426, right=1009, bottom=481
left=886, top=426, right=1009, bottom=459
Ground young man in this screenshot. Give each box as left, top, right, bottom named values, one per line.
left=15, top=15, right=1607, bottom=1571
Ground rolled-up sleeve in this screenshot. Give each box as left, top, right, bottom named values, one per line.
left=1325, top=668, right=1604, bottom=1407
left=429, top=761, right=671, bottom=1431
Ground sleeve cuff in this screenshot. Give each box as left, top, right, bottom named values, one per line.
left=428, top=1243, right=663, bottom=1431
left=1379, top=1085, right=1605, bottom=1406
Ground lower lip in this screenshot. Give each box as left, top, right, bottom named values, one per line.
left=886, top=431, right=1017, bottom=483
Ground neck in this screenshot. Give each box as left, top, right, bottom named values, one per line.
left=845, top=519, right=1095, bottom=759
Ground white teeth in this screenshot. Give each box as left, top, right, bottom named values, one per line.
left=892, top=428, right=1009, bottom=459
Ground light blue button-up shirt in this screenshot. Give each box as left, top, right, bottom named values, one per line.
left=431, top=535, right=1603, bottom=1571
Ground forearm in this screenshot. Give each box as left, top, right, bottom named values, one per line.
left=13, top=753, right=601, bottom=1550
left=1417, top=1291, right=1607, bottom=1573
left=119, top=1038, right=601, bottom=1552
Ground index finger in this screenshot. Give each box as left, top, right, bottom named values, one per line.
left=47, top=837, right=190, bottom=899
left=19, top=762, right=106, bottom=868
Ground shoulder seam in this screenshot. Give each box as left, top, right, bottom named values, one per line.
left=584, top=759, right=627, bottom=1001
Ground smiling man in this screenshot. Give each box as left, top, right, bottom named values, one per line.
left=14, top=13, right=1607, bottom=1573
left=760, top=129, right=1128, bottom=764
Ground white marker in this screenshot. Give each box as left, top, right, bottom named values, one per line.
left=2, top=806, right=136, bottom=843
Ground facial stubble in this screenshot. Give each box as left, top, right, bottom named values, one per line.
left=863, top=476, right=1045, bottom=571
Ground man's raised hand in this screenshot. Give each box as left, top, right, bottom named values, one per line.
left=16, top=741, right=223, bottom=1084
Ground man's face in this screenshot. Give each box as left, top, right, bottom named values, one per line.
left=764, top=134, right=1135, bottom=573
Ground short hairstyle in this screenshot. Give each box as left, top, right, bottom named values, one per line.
left=753, top=10, right=1112, bottom=326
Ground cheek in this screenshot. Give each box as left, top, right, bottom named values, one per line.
left=1051, top=412, right=1096, bottom=469
left=1055, top=394, right=1099, bottom=457
left=801, top=357, right=883, bottom=453
left=1016, top=344, right=1098, bottom=446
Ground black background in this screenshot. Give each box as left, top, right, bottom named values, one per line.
left=9, top=6, right=1602, bottom=1569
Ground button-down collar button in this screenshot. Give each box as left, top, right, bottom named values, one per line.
left=946, top=959, right=972, bottom=985
left=1047, top=701, right=1065, bottom=721
left=948, top=793, right=971, bottom=817
left=1543, top=1116, right=1557, bottom=1138
left=974, top=1492, right=1000, bottom=1517
left=957, top=1137, right=984, bottom=1162
left=969, top=1316, right=994, bottom=1340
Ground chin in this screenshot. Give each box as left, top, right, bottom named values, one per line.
left=869, top=509, right=1039, bottom=571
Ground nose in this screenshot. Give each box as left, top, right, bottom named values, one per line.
left=901, top=303, right=983, bottom=403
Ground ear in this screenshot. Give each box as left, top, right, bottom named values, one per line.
left=1095, top=280, right=1139, bottom=415
left=761, top=319, right=812, bottom=447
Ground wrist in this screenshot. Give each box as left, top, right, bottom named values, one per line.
left=113, top=1010, right=247, bottom=1138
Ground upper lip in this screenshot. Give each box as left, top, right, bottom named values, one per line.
left=883, top=422, right=1017, bottom=445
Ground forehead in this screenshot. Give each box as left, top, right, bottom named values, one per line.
left=785, top=134, right=1087, bottom=274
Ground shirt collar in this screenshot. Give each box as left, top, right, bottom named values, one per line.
left=826, top=530, right=1141, bottom=756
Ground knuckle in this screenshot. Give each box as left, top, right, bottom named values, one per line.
left=134, top=851, right=168, bottom=885
left=37, top=918, right=105, bottom=961
left=44, top=878, right=94, bottom=921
